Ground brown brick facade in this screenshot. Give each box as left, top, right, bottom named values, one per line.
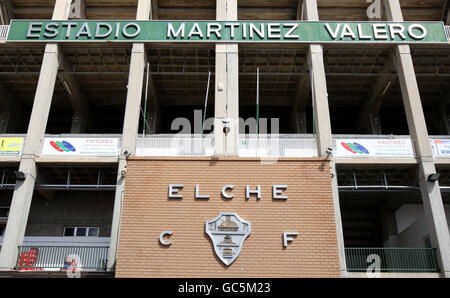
left=115, top=157, right=341, bottom=278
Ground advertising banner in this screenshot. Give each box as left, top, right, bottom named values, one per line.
left=335, top=139, right=414, bottom=158
left=430, top=139, right=450, bottom=157
left=40, top=137, right=120, bottom=156
left=0, top=137, right=24, bottom=155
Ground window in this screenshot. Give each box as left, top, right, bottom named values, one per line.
left=64, top=227, right=75, bottom=237
left=76, top=227, right=87, bottom=237
left=63, top=227, right=99, bottom=237
left=88, top=227, right=99, bottom=237
left=0, top=226, right=4, bottom=236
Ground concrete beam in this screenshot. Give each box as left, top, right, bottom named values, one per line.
left=0, top=0, right=71, bottom=271
left=144, top=74, right=161, bottom=134
left=214, top=0, right=239, bottom=156
left=0, top=0, right=13, bottom=25
left=303, top=0, right=347, bottom=278
left=152, top=0, right=159, bottom=20
left=69, top=0, right=86, bottom=19
left=356, top=56, right=396, bottom=134
left=58, top=54, right=93, bottom=133
left=290, top=2, right=310, bottom=134
left=385, top=0, right=450, bottom=278
left=107, top=0, right=153, bottom=271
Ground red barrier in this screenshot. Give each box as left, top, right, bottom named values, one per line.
left=17, top=248, right=38, bottom=270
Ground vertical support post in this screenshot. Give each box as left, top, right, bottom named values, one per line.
left=214, top=0, right=239, bottom=156
left=0, top=0, right=72, bottom=270
left=384, top=0, right=450, bottom=277
left=303, top=0, right=347, bottom=277
left=107, top=0, right=152, bottom=271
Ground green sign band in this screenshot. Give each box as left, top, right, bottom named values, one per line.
left=6, top=20, right=448, bottom=44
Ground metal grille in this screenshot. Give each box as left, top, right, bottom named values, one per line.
left=16, top=246, right=109, bottom=271
left=136, top=136, right=214, bottom=157
left=345, top=248, right=439, bottom=272
left=445, top=26, right=450, bottom=41
left=239, top=135, right=318, bottom=158
left=0, top=25, right=9, bottom=40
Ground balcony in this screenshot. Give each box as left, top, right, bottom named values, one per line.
left=345, top=248, right=439, bottom=273
left=15, top=245, right=109, bottom=272
left=1, top=134, right=450, bottom=160
left=136, top=135, right=214, bottom=157
left=135, top=134, right=318, bottom=158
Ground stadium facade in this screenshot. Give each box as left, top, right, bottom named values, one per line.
left=0, top=0, right=449, bottom=278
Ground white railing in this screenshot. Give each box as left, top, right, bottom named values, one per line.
left=2, top=134, right=450, bottom=159
left=445, top=26, right=450, bottom=42
left=0, top=25, right=9, bottom=40
left=239, top=134, right=317, bottom=157
left=136, top=135, right=214, bottom=156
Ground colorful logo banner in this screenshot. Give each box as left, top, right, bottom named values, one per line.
left=431, top=139, right=450, bottom=157
left=0, top=137, right=24, bottom=155
left=40, top=138, right=120, bottom=156
left=335, top=139, right=414, bottom=158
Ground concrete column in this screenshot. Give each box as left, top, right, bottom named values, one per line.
left=107, top=0, right=152, bottom=271
left=69, top=0, right=86, bottom=19
left=0, top=0, right=71, bottom=270
left=303, top=0, right=347, bottom=277
left=214, top=0, right=239, bottom=156
left=384, top=0, right=450, bottom=277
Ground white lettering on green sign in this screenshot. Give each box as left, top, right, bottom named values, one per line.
left=8, top=20, right=445, bottom=44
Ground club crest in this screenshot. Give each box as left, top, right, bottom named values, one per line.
left=205, top=212, right=251, bottom=266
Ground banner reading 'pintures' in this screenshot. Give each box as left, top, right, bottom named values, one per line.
left=6, top=20, right=448, bottom=44
left=40, top=138, right=120, bottom=156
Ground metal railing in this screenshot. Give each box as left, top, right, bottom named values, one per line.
left=445, top=26, right=450, bottom=41
left=345, top=248, right=439, bottom=272
left=16, top=246, right=109, bottom=271
left=239, top=134, right=317, bottom=157
left=0, top=25, right=9, bottom=40
left=136, top=135, right=214, bottom=156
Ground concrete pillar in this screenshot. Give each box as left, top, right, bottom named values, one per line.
left=384, top=0, right=450, bottom=277
left=303, top=0, right=347, bottom=277
left=69, top=0, right=86, bottom=19
left=214, top=0, right=239, bottom=156
left=107, top=0, right=152, bottom=271
left=0, top=0, right=71, bottom=270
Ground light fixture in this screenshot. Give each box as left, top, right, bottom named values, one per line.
left=123, top=150, right=131, bottom=158
left=427, top=173, right=440, bottom=182
left=325, top=147, right=333, bottom=158
left=222, top=118, right=231, bottom=135
left=14, top=170, right=26, bottom=180
left=120, top=169, right=127, bottom=177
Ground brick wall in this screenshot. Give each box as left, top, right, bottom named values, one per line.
left=115, top=157, right=341, bottom=278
